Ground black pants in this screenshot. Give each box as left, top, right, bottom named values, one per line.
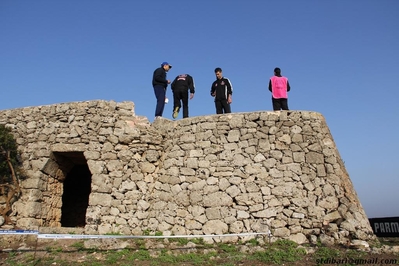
left=173, top=89, right=189, bottom=118
left=215, top=99, right=231, bottom=114
left=272, top=97, right=289, bottom=111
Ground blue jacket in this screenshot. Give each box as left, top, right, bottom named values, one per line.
left=152, top=67, right=168, bottom=88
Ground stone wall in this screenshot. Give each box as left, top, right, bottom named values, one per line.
left=0, top=100, right=376, bottom=245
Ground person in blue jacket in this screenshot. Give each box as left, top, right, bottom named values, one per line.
left=152, top=62, right=172, bottom=118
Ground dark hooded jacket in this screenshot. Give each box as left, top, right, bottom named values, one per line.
left=152, top=67, right=168, bottom=88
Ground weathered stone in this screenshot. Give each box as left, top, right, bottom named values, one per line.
left=189, top=192, right=203, bottom=204
left=185, top=219, right=202, bottom=230
left=288, top=233, right=308, bottom=244
left=229, top=221, right=244, bottom=233
left=278, top=134, right=291, bottom=144
left=324, top=211, right=341, bottom=222
left=191, top=180, right=206, bottom=191
left=137, top=200, right=150, bottom=211
left=84, top=151, right=101, bottom=160
left=205, top=208, right=221, bottom=220
left=306, top=152, right=324, bottom=164
left=318, top=196, right=339, bottom=210
left=203, top=220, right=228, bottom=235
left=254, top=153, right=266, bottom=162
left=89, top=193, right=113, bottom=207
left=237, top=210, right=250, bottom=219
left=253, top=209, right=277, bottom=218
left=189, top=205, right=205, bottom=218
left=271, top=184, right=295, bottom=196
left=0, top=101, right=375, bottom=247
left=218, top=178, right=230, bottom=191
left=227, top=130, right=240, bottom=142
left=292, top=212, right=305, bottom=219
left=203, top=192, right=233, bottom=207
left=271, top=219, right=287, bottom=228
left=139, top=162, right=155, bottom=173
left=189, top=150, right=203, bottom=157
left=273, top=227, right=290, bottom=237
left=120, top=181, right=137, bottom=192
left=144, top=150, right=159, bottom=162
left=319, top=234, right=335, bottom=246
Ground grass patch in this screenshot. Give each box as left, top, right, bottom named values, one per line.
left=218, top=243, right=237, bottom=253
left=126, top=249, right=151, bottom=261
left=169, top=237, right=190, bottom=245
left=105, top=249, right=128, bottom=264
left=45, top=246, right=63, bottom=253
left=246, top=238, right=260, bottom=246
left=143, top=229, right=151, bottom=236
left=154, top=231, right=163, bottom=236
left=134, top=238, right=146, bottom=249
left=157, top=249, right=218, bottom=265
left=314, top=246, right=341, bottom=260
left=249, top=239, right=307, bottom=264
left=3, top=237, right=397, bottom=266
left=70, top=241, right=85, bottom=250
left=344, top=248, right=367, bottom=260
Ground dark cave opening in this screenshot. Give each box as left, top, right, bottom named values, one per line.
left=61, top=164, right=92, bottom=227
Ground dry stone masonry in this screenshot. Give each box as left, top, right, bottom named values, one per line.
left=0, top=100, right=376, bottom=245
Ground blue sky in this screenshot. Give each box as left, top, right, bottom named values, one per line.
left=1, top=0, right=398, bottom=218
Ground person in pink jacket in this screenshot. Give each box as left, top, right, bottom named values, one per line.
left=268, top=67, right=291, bottom=111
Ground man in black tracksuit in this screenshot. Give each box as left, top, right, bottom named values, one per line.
left=171, top=74, right=195, bottom=119
left=210, top=67, right=233, bottom=114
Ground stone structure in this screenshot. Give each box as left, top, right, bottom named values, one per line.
left=0, top=100, right=376, bottom=245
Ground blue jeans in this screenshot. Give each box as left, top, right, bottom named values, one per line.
left=154, top=85, right=166, bottom=117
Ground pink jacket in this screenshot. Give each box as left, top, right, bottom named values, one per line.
left=270, top=76, right=288, bottom=99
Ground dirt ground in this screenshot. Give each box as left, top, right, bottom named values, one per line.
left=1, top=249, right=398, bottom=266
left=1, top=237, right=398, bottom=265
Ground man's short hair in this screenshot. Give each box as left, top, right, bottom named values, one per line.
left=274, top=67, right=281, bottom=75
left=214, top=67, right=222, bottom=73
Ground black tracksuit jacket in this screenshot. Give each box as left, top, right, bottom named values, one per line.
left=171, top=74, right=195, bottom=93
left=210, top=77, right=233, bottom=100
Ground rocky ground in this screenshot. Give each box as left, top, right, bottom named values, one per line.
left=1, top=236, right=398, bottom=265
